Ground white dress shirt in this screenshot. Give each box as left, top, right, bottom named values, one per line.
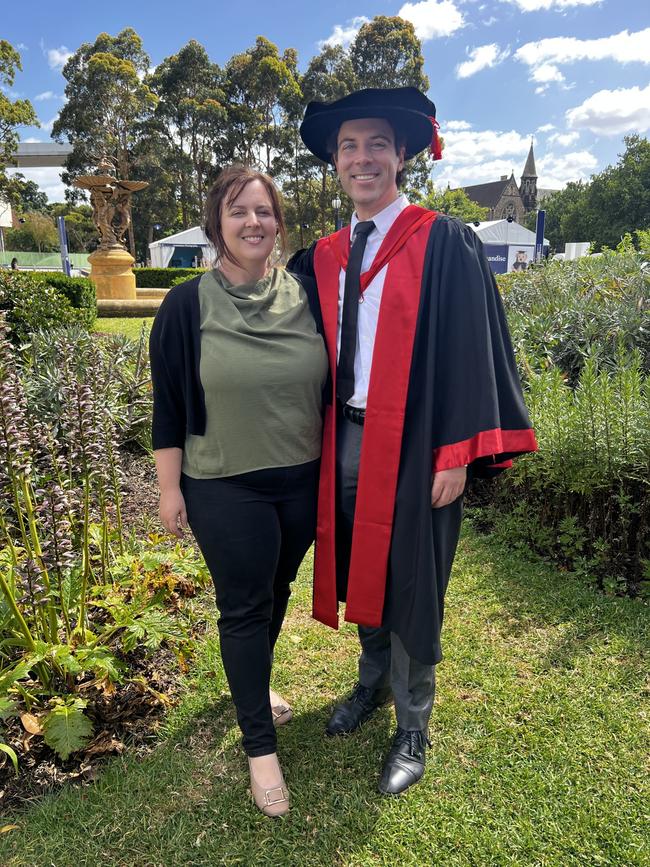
left=336, top=194, right=410, bottom=409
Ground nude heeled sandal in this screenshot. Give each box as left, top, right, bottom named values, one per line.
left=248, top=756, right=290, bottom=818
left=270, top=689, right=293, bottom=727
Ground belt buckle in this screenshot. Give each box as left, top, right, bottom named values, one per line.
left=343, top=404, right=365, bottom=425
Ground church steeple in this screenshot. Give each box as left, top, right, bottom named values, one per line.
left=519, top=139, right=538, bottom=212
left=522, top=140, right=537, bottom=178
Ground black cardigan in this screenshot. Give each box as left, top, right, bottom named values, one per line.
left=149, top=271, right=326, bottom=451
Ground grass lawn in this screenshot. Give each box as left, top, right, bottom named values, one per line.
left=0, top=527, right=647, bottom=867
left=94, top=317, right=155, bottom=340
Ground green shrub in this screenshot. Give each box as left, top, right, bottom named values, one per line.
left=471, top=353, right=649, bottom=596
left=0, top=272, right=96, bottom=343
left=27, top=271, right=96, bottom=319
left=497, top=249, right=649, bottom=383
left=133, top=267, right=204, bottom=288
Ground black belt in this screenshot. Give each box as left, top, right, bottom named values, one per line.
left=340, top=403, right=366, bottom=425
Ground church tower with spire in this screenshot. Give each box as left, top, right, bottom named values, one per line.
left=519, top=140, right=538, bottom=213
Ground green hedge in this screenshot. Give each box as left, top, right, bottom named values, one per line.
left=27, top=271, right=96, bottom=317
left=0, top=271, right=96, bottom=343
left=133, top=267, right=204, bottom=288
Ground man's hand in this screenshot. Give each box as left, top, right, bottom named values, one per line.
left=159, top=487, right=188, bottom=538
left=431, top=466, right=467, bottom=509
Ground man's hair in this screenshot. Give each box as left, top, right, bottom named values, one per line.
left=204, top=165, right=287, bottom=267
left=328, top=119, right=408, bottom=188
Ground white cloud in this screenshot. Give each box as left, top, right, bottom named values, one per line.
left=442, top=127, right=531, bottom=164
left=47, top=46, right=72, bottom=71
left=531, top=63, right=564, bottom=83
left=435, top=144, right=597, bottom=190
left=445, top=119, right=473, bottom=130
left=318, top=16, right=370, bottom=49
left=482, top=16, right=498, bottom=25
left=502, top=0, right=601, bottom=11
left=515, top=28, right=650, bottom=89
left=547, top=131, right=580, bottom=146
left=38, top=116, right=59, bottom=133
left=536, top=150, right=598, bottom=187
left=433, top=126, right=532, bottom=186
left=5, top=166, right=66, bottom=203
left=432, top=126, right=593, bottom=190
left=456, top=43, right=510, bottom=79
left=16, top=43, right=28, bottom=52
left=537, top=123, right=556, bottom=132
left=34, top=91, right=63, bottom=102
left=566, top=82, right=650, bottom=136
left=398, top=0, right=465, bottom=40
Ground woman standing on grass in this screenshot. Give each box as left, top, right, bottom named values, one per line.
left=149, top=165, right=328, bottom=818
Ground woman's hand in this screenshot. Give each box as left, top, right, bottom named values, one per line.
left=159, top=487, right=188, bottom=538
left=431, top=466, right=467, bottom=509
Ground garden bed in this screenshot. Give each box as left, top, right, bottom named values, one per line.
left=0, top=452, right=211, bottom=810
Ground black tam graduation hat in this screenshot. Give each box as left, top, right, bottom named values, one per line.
left=299, top=87, right=441, bottom=164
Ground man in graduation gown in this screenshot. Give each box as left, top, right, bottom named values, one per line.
left=288, top=87, right=538, bottom=795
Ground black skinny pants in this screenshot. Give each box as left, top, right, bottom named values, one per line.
left=181, top=460, right=318, bottom=757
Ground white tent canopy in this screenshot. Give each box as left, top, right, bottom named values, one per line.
left=148, top=226, right=216, bottom=268
left=466, top=220, right=549, bottom=246
left=466, top=219, right=549, bottom=273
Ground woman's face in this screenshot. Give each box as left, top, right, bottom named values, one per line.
left=220, top=179, right=277, bottom=268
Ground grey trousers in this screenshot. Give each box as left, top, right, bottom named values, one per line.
left=336, top=412, right=436, bottom=732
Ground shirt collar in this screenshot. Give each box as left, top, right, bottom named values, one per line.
left=351, top=194, right=409, bottom=240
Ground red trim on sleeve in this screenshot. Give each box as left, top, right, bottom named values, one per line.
left=432, top=428, right=538, bottom=472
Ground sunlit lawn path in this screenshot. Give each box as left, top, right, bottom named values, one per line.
left=94, top=317, right=155, bottom=340
left=1, top=526, right=647, bottom=867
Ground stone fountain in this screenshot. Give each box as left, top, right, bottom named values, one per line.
left=73, top=160, right=148, bottom=301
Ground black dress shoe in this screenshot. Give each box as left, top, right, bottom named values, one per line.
left=325, top=683, right=392, bottom=736
left=378, top=728, right=431, bottom=795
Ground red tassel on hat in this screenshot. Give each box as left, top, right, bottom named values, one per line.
left=429, top=117, right=442, bottom=160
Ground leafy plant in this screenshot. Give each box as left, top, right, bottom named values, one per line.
left=472, top=351, right=649, bottom=595
left=42, top=697, right=93, bottom=761
left=498, top=248, right=650, bottom=384
left=0, top=272, right=96, bottom=344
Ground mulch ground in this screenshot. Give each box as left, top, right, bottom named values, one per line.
left=0, top=451, right=206, bottom=812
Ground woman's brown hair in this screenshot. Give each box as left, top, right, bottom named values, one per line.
left=204, top=165, right=288, bottom=268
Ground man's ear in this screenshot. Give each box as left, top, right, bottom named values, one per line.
left=398, top=145, right=406, bottom=171
left=331, top=153, right=339, bottom=173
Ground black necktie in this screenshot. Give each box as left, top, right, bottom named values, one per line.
left=337, top=220, right=375, bottom=405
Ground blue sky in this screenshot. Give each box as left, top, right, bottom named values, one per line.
left=3, top=0, right=649, bottom=201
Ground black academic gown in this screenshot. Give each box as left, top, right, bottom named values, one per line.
left=288, top=209, right=537, bottom=665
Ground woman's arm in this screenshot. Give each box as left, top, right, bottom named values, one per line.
left=154, top=447, right=187, bottom=538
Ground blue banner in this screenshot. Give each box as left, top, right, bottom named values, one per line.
left=535, top=210, right=546, bottom=262
left=484, top=244, right=508, bottom=274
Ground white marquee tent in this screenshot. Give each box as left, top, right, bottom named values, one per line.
left=148, top=226, right=216, bottom=269
left=466, top=220, right=549, bottom=273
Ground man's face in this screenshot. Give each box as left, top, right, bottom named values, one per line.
left=332, top=117, right=405, bottom=219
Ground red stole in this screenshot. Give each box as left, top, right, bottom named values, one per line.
left=312, top=205, right=437, bottom=629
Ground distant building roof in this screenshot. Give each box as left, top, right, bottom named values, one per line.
left=458, top=177, right=510, bottom=208
left=11, top=143, right=73, bottom=168
left=537, top=188, right=560, bottom=202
